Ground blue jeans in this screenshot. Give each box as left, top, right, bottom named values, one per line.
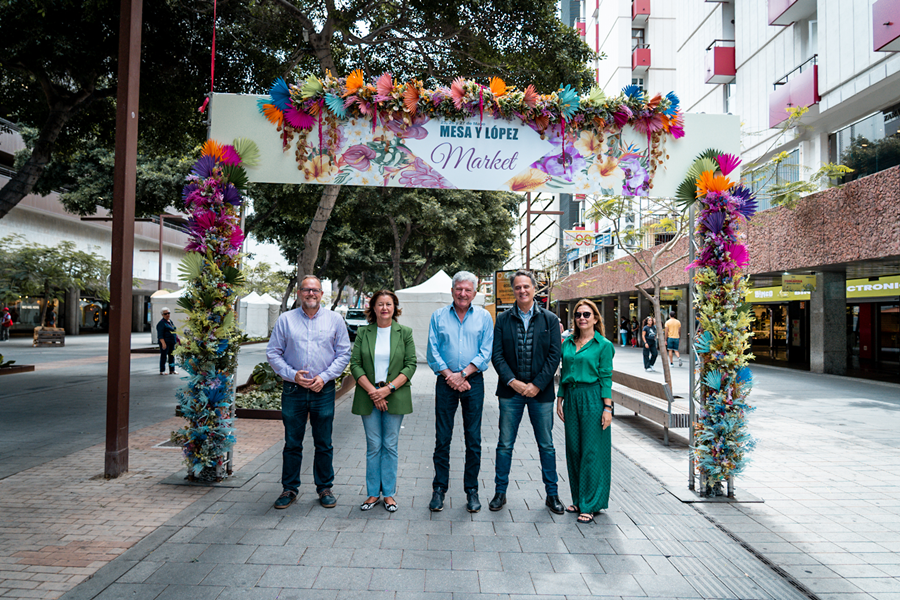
left=159, top=342, right=175, bottom=373
left=619, top=332, right=628, bottom=346
left=281, top=380, right=335, bottom=493
left=361, top=410, right=404, bottom=497
left=494, top=394, right=559, bottom=495
left=433, top=374, right=484, bottom=492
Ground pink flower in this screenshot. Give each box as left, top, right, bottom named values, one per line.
left=726, top=243, right=749, bottom=268
left=343, top=144, right=376, bottom=171
left=385, top=115, right=429, bottom=140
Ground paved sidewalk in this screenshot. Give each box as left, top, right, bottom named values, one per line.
left=610, top=344, right=900, bottom=600
left=43, top=367, right=811, bottom=600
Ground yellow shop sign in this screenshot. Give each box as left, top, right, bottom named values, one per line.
left=748, top=275, right=900, bottom=303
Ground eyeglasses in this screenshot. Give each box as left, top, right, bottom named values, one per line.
left=162, top=312, right=170, bottom=315
left=574, top=311, right=594, bottom=319
left=299, top=288, right=323, bottom=294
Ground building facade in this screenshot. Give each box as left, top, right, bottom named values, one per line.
left=0, top=126, right=189, bottom=334
left=555, top=0, right=900, bottom=381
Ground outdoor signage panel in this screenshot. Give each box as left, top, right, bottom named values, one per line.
left=660, top=289, right=683, bottom=301
left=494, top=270, right=517, bottom=308
left=563, top=230, right=613, bottom=250
left=748, top=275, right=900, bottom=302
left=782, top=274, right=816, bottom=291
left=208, top=94, right=741, bottom=198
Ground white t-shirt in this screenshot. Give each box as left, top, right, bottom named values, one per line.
left=374, top=325, right=392, bottom=383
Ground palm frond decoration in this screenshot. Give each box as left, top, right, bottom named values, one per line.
left=178, top=252, right=205, bottom=282
left=232, top=138, right=260, bottom=168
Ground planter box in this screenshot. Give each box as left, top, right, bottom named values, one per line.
left=0, top=365, right=36, bottom=376
left=233, top=374, right=356, bottom=421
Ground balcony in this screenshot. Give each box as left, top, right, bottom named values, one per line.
left=768, top=0, right=816, bottom=26
left=576, top=21, right=586, bottom=38
left=873, top=0, right=900, bottom=51
left=705, top=40, right=736, bottom=84
left=632, top=0, right=650, bottom=26
left=632, top=44, right=651, bottom=74
left=769, top=56, right=820, bottom=128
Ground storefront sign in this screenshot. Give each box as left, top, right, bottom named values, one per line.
left=660, top=289, right=683, bottom=301
left=748, top=274, right=900, bottom=303
left=782, top=274, right=816, bottom=292
left=494, top=270, right=517, bottom=307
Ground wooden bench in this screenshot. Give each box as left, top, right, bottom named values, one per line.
left=611, top=370, right=690, bottom=445
left=33, top=328, right=65, bottom=347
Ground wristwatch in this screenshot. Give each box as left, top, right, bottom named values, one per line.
left=388, top=382, right=397, bottom=392
left=461, top=370, right=469, bottom=379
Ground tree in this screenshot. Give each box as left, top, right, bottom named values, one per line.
left=261, top=0, right=594, bottom=291
left=0, top=0, right=295, bottom=218
left=586, top=195, right=689, bottom=388
left=242, top=261, right=292, bottom=297
left=0, top=235, right=110, bottom=327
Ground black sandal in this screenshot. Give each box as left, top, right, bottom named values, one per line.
left=566, top=505, right=579, bottom=513
left=576, top=513, right=594, bottom=524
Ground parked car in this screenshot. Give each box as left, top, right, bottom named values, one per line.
left=344, top=309, right=368, bottom=341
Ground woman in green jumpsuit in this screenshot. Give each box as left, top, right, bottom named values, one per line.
left=556, top=299, right=615, bottom=524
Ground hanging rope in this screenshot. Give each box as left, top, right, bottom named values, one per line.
left=198, top=0, right=217, bottom=113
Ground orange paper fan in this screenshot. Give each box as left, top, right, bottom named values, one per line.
left=404, top=84, right=419, bottom=114
left=201, top=139, right=225, bottom=161
left=523, top=84, right=539, bottom=108
left=343, top=69, right=365, bottom=97
left=490, top=77, right=507, bottom=97
left=695, top=170, right=733, bottom=197
left=261, top=104, right=284, bottom=127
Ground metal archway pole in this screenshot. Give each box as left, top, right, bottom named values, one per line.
left=687, top=202, right=696, bottom=491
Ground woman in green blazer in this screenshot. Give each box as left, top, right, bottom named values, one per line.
left=349, top=290, right=417, bottom=512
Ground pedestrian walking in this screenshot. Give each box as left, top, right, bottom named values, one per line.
left=629, top=316, right=639, bottom=347
left=1, top=308, right=12, bottom=341
left=619, top=317, right=629, bottom=347
left=267, top=275, right=351, bottom=510
left=556, top=299, right=615, bottom=524
left=426, top=271, right=493, bottom=513
left=489, top=270, right=564, bottom=514
left=349, top=290, right=416, bottom=513
left=642, top=316, right=659, bottom=372
left=156, top=307, right=178, bottom=375
left=664, top=311, right=683, bottom=367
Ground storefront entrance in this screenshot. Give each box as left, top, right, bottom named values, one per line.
left=750, top=302, right=809, bottom=366
left=849, top=302, right=900, bottom=378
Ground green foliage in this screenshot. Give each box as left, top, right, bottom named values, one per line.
left=768, top=154, right=854, bottom=209
left=0, top=235, right=110, bottom=307
left=235, top=389, right=282, bottom=410
left=243, top=262, right=291, bottom=297
left=251, top=362, right=281, bottom=392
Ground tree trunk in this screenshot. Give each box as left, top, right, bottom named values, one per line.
left=651, top=284, right=673, bottom=390
left=296, top=184, right=341, bottom=283
left=411, top=249, right=434, bottom=286
left=0, top=95, right=89, bottom=219
left=387, top=215, right=412, bottom=290
left=39, top=281, right=51, bottom=330
left=355, top=273, right=366, bottom=307
left=280, top=273, right=297, bottom=313
left=330, top=274, right=350, bottom=310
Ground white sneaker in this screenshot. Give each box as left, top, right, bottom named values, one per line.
left=678, top=358, right=683, bottom=367
left=669, top=363, right=674, bottom=367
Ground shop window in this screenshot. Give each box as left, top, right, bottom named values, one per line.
left=746, top=148, right=800, bottom=211
left=830, top=103, right=900, bottom=182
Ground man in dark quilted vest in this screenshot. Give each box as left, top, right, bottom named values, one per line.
left=489, top=270, right=564, bottom=514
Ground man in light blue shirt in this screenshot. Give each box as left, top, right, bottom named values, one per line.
left=267, top=275, right=351, bottom=510
left=426, top=271, right=494, bottom=513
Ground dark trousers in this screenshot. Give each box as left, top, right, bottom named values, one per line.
left=643, top=342, right=658, bottom=369
left=432, top=373, right=484, bottom=492
left=159, top=342, right=175, bottom=373
left=281, top=380, right=335, bottom=493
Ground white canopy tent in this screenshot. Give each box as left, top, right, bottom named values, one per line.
left=238, top=292, right=271, bottom=338
left=257, top=293, right=283, bottom=335
left=395, top=270, right=485, bottom=363
left=149, top=288, right=188, bottom=344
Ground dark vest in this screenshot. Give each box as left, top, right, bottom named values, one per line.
left=514, top=316, right=536, bottom=382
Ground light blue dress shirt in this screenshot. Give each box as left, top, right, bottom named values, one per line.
left=266, top=306, right=352, bottom=383
left=427, top=303, right=494, bottom=374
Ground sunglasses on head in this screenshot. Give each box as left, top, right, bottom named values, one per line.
left=574, top=311, right=594, bottom=319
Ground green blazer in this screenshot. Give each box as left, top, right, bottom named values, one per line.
left=349, top=321, right=417, bottom=415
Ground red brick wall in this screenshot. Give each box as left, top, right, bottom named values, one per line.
left=553, top=166, right=900, bottom=301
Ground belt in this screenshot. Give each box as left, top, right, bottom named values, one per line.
left=375, top=381, right=388, bottom=388
left=565, top=381, right=601, bottom=391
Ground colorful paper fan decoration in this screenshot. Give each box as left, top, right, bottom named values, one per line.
left=300, top=73, right=323, bottom=99
left=490, top=77, right=507, bottom=97
left=375, top=72, right=394, bottom=101
left=523, top=84, right=539, bottom=108
left=403, top=85, right=419, bottom=115
left=171, top=137, right=258, bottom=481
left=284, top=104, right=314, bottom=129
left=324, top=93, right=347, bottom=118
left=683, top=148, right=759, bottom=494
left=622, top=84, right=644, bottom=99
left=343, top=69, right=365, bottom=97
left=268, top=77, right=292, bottom=111
left=557, top=84, right=580, bottom=120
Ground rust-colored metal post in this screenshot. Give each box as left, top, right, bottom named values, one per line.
left=525, top=192, right=531, bottom=270
left=105, top=0, right=143, bottom=478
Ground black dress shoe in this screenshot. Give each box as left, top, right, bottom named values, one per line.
left=429, top=489, right=445, bottom=512
left=488, top=492, right=506, bottom=511
left=466, top=490, right=481, bottom=513
left=545, top=494, right=565, bottom=515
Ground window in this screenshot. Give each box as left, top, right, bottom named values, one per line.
left=746, top=148, right=800, bottom=211
left=165, top=262, right=172, bottom=282
left=631, top=28, right=645, bottom=50
left=654, top=232, right=675, bottom=246
left=724, top=83, right=734, bottom=114
left=631, top=78, right=645, bottom=91
left=830, top=104, right=900, bottom=182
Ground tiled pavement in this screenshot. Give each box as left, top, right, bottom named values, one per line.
left=35, top=367, right=818, bottom=600
left=0, top=417, right=284, bottom=599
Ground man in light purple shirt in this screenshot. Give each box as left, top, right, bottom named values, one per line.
left=267, top=275, right=351, bottom=510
